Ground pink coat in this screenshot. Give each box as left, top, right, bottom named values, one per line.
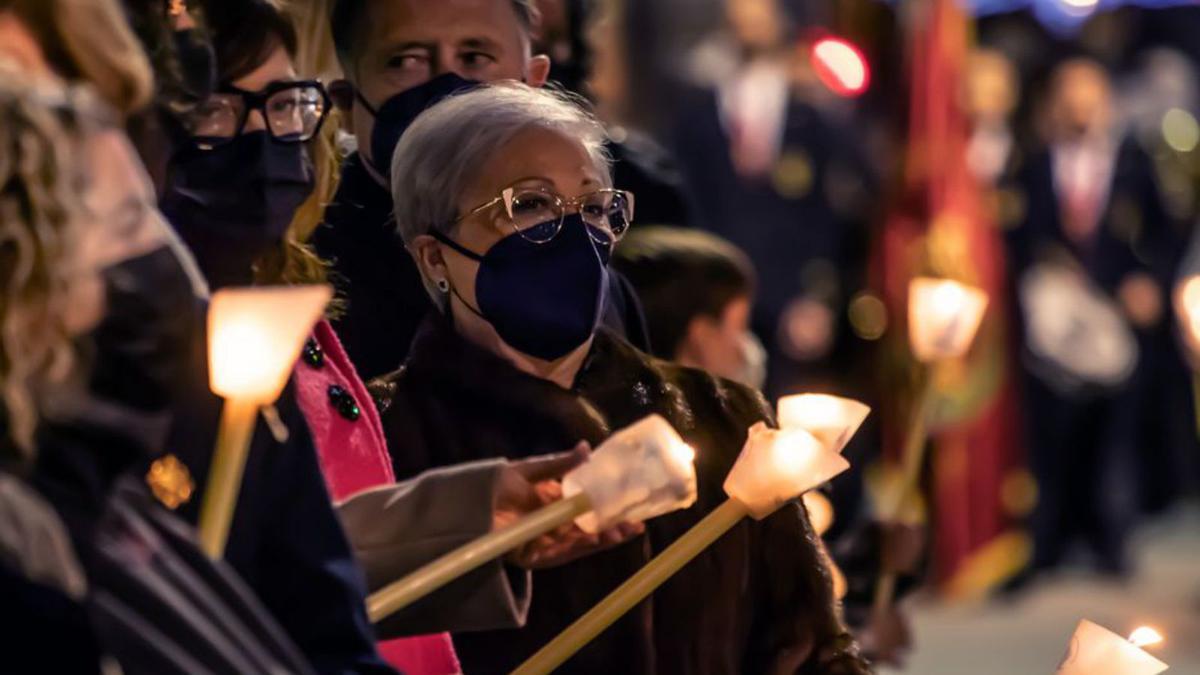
left=294, top=320, right=460, bottom=675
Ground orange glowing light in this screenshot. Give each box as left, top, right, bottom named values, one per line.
left=811, top=37, right=870, bottom=97
left=1128, top=627, right=1163, bottom=648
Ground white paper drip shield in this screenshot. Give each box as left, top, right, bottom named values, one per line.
left=724, top=422, right=851, bottom=519
left=562, top=415, right=698, bottom=534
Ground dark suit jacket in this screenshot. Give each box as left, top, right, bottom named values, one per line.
left=374, top=317, right=866, bottom=675
left=668, top=87, right=877, bottom=397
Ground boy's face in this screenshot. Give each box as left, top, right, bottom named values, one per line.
left=680, top=295, right=757, bottom=385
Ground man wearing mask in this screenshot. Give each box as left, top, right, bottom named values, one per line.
left=320, top=0, right=648, bottom=380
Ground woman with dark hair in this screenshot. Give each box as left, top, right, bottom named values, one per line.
left=154, top=2, right=444, bottom=672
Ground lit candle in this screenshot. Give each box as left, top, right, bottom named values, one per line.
left=367, top=414, right=697, bottom=623
left=724, top=423, right=852, bottom=519
left=563, top=414, right=697, bottom=534
left=777, top=393, right=870, bottom=455
left=870, top=277, right=989, bottom=625
left=197, top=285, right=332, bottom=558
left=1056, top=620, right=1168, bottom=675
left=908, top=277, right=989, bottom=363
left=513, top=421, right=854, bottom=675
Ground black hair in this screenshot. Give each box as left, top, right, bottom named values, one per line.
left=330, top=0, right=538, bottom=70
left=612, top=227, right=755, bottom=360
left=204, top=0, right=297, bottom=84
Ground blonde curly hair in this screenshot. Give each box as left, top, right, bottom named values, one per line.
left=0, top=76, right=99, bottom=459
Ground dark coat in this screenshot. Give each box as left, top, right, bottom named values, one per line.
left=374, top=317, right=866, bottom=675
left=315, top=153, right=651, bottom=382
left=668, top=87, right=877, bottom=399
left=1005, top=140, right=1181, bottom=571
left=165, top=311, right=393, bottom=674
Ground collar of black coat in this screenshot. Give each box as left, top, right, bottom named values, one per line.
left=375, top=312, right=775, bottom=477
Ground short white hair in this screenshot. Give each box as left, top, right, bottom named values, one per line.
left=389, top=83, right=612, bottom=250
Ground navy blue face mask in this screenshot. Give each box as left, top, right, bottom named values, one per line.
left=356, top=73, right=479, bottom=178
left=433, top=214, right=610, bottom=361
left=160, top=131, right=314, bottom=289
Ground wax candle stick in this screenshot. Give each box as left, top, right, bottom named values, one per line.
left=870, top=277, right=988, bottom=622
left=367, top=414, right=698, bottom=623
left=513, top=422, right=854, bottom=675
left=1056, top=620, right=1168, bottom=675
left=196, top=285, right=332, bottom=558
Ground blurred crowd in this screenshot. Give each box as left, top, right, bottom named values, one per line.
left=1, top=0, right=1198, bottom=673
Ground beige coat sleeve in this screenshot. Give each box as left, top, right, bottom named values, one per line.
left=336, top=459, right=532, bottom=638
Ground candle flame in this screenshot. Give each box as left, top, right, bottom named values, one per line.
left=669, top=440, right=697, bottom=465
left=907, top=277, right=989, bottom=362
left=1179, top=276, right=1200, bottom=343
left=1128, top=626, right=1163, bottom=648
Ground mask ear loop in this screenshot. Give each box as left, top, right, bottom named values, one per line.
left=429, top=229, right=489, bottom=320
left=354, top=86, right=380, bottom=117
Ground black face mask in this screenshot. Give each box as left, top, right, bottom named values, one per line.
left=160, top=131, right=315, bottom=289
left=42, top=246, right=201, bottom=457
left=357, top=73, right=479, bottom=178
left=172, top=28, right=217, bottom=102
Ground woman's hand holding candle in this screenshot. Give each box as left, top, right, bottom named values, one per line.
left=514, top=400, right=864, bottom=675
left=499, top=444, right=645, bottom=569
left=367, top=414, right=698, bottom=623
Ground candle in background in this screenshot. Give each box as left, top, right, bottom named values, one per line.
left=868, top=277, right=990, bottom=634
left=367, top=414, right=698, bottom=623
left=197, top=285, right=332, bottom=558
left=908, top=277, right=989, bottom=363
left=1056, top=620, right=1168, bottom=675
left=1173, top=275, right=1200, bottom=351
left=1172, top=276, right=1200, bottom=438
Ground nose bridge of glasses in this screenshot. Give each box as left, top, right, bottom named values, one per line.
left=243, top=105, right=269, bottom=132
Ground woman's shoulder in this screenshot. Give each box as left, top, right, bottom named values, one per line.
left=596, top=330, right=773, bottom=431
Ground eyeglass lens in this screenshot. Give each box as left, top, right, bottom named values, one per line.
left=508, top=189, right=633, bottom=244
left=187, top=84, right=326, bottom=145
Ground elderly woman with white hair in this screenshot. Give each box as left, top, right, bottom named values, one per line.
left=374, top=83, right=867, bottom=675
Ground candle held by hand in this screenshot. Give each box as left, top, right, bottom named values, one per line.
left=724, top=423, right=851, bottom=519
left=563, top=414, right=698, bottom=534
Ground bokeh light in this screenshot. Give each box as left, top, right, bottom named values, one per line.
left=811, top=37, right=870, bottom=97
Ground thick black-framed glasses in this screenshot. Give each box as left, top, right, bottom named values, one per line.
left=184, top=80, right=331, bottom=149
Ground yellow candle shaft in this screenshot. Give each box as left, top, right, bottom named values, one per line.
left=513, top=498, right=748, bottom=675
left=197, top=398, right=260, bottom=558
left=368, top=492, right=592, bottom=623
left=872, top=368, right=937, bottom=616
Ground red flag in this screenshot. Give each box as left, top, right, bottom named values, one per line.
left=872, top=0, right=1030, bottom=597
